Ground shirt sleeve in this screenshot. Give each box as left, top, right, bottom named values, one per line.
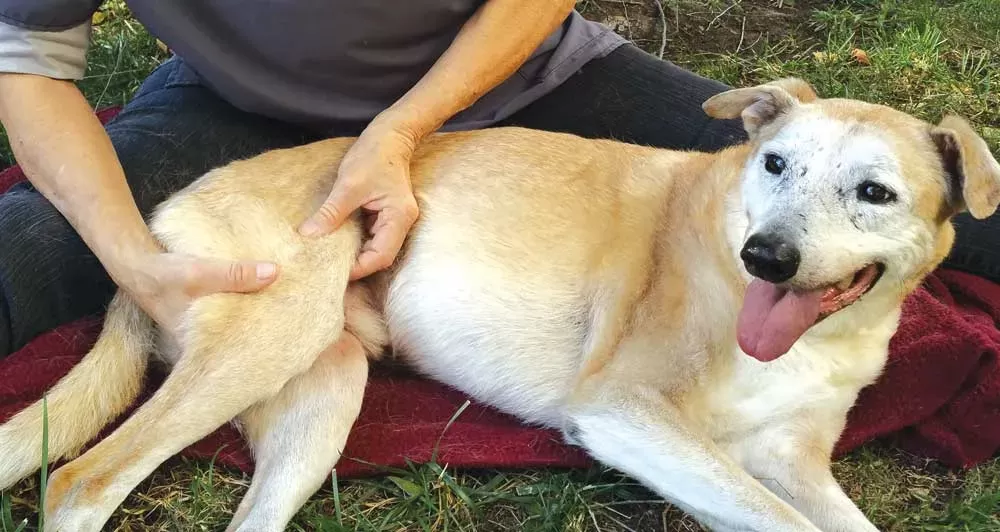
left=0, top=1, right=100, bottom=80
left=0, top=19, right=91, bottom=79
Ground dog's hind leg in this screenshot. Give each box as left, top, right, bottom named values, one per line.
left=224, top=328, right=369, bottom=532
left=225, top=284, right=386, bottom=532
left=39, top=226, right=362, bottom=532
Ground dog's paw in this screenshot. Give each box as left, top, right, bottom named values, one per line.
left=42, top=466, right=115, bottom=532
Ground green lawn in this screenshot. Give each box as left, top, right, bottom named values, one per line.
left=3, top=1, right=1000, bottom=530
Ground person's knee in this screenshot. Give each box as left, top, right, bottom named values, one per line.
left=943, top=212, right=1000, bottom=283
left=0, top=186, right=76, bottom=258
left=0, top=188, right=114, bottom=357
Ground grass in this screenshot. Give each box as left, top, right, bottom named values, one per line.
left=2, top=0, right=999, bottom=530
left=685, top=0, right=1000, bottom=148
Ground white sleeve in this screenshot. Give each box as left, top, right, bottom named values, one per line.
left=0, top=18, right=91, bottom=80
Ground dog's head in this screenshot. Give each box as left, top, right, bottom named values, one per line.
left=703, top=78, right=1000, bottom=361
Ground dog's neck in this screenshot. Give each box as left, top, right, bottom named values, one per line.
left=676, top=142, right=755, bottom=287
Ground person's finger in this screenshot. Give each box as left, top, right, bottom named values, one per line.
left=349, top=202, right=418, bottom=280
left=299, top=178, right=367, bottom=237
left=192, top=259, right=279, bottom=294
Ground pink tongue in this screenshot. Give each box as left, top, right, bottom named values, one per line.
left=737, top=279, right=824, bottom=362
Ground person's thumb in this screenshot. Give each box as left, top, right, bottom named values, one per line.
left=200, top=259, right=279, bottom=294
left=299, top=183, right=363, bottom=238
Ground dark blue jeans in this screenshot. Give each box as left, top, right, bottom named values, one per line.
left=0, top=44, right=996, bottom=357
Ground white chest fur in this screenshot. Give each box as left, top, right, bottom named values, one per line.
left=697, top=316, right=896, bottom=452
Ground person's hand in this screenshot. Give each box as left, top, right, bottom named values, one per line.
left=298, top=123, right=420, bottom=280
left=126, top=252, right=279, bottom=332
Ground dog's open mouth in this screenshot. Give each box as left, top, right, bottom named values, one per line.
left=737, top=263, right=885, bottom=363
left=818, top=263, right=885, bottom=319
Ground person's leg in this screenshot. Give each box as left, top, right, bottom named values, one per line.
left=503, top=43, right=1000, bottom=284
left=500, top=43, right=747, bottom=152
left=942, top=215, right=1000, bottom=283
left=0, top=57, right=336, bottom=358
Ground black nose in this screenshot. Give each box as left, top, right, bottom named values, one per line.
left=740, top=233, right=800, bottom=283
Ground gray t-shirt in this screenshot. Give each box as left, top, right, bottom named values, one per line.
left=0, top=1, right=625, bottom=131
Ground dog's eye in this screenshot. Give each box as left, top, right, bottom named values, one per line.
left=764, top=154, right=785, bottom=175
left=857, top=181, right=896, bottom=204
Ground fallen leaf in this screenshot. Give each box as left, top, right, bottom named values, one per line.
left=851, top=48, right=871, bottom=65
left=91, top=11, right=107, bottom=25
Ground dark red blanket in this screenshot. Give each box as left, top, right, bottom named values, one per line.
left=1, top=108, right=998, bottom=479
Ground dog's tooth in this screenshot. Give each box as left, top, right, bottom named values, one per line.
left=836, top=276, right=853, bottom=291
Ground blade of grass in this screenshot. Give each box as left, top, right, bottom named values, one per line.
left=1, top=491, right=27, bottom=532
left=430, top=400, right=470, bottom=465
left=331, top=469, right=343, bottom=527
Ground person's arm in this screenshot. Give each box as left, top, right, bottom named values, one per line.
left=300, top=0, right=577, bottom=279
left=0, top=75, right=277, bottom=331
left=376, top=0, right=578, bottom=143
left=0, top=74, right=161, bottom=286
left=0, top=0, right=280, bottom=332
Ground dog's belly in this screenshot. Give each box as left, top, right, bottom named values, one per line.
left=384, top=252, right=587, bottom=427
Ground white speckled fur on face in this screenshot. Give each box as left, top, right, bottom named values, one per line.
left=740, top=110, right=938, bottom=291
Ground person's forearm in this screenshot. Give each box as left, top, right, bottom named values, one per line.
left=0, top=73, right=160, bottom=290
left=373, top=0, right=576, bottom=143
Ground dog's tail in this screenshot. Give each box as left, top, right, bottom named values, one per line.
left=0, top=292, right=154, bottom=490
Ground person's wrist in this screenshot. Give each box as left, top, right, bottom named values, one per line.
left=368, top=105, right=437, bottom=154
left=107, top=243, right=165, bottom=300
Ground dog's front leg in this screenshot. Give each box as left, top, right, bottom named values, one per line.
left=738, top=428, right=880, bottom=532
left=564, top=380, right=820, bottom=532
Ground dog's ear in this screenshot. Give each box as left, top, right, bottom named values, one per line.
left=764, top=78, right=819, bottom=103
left=931, top=115, right=1000, bottom=219
left=702, top=78, right=816, bottom=136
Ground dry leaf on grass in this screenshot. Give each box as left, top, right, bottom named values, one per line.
left=851, top=48, right=872, bottom=65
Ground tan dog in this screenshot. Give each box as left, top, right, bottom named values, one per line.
left=1, top=78, right=998, bottom=531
